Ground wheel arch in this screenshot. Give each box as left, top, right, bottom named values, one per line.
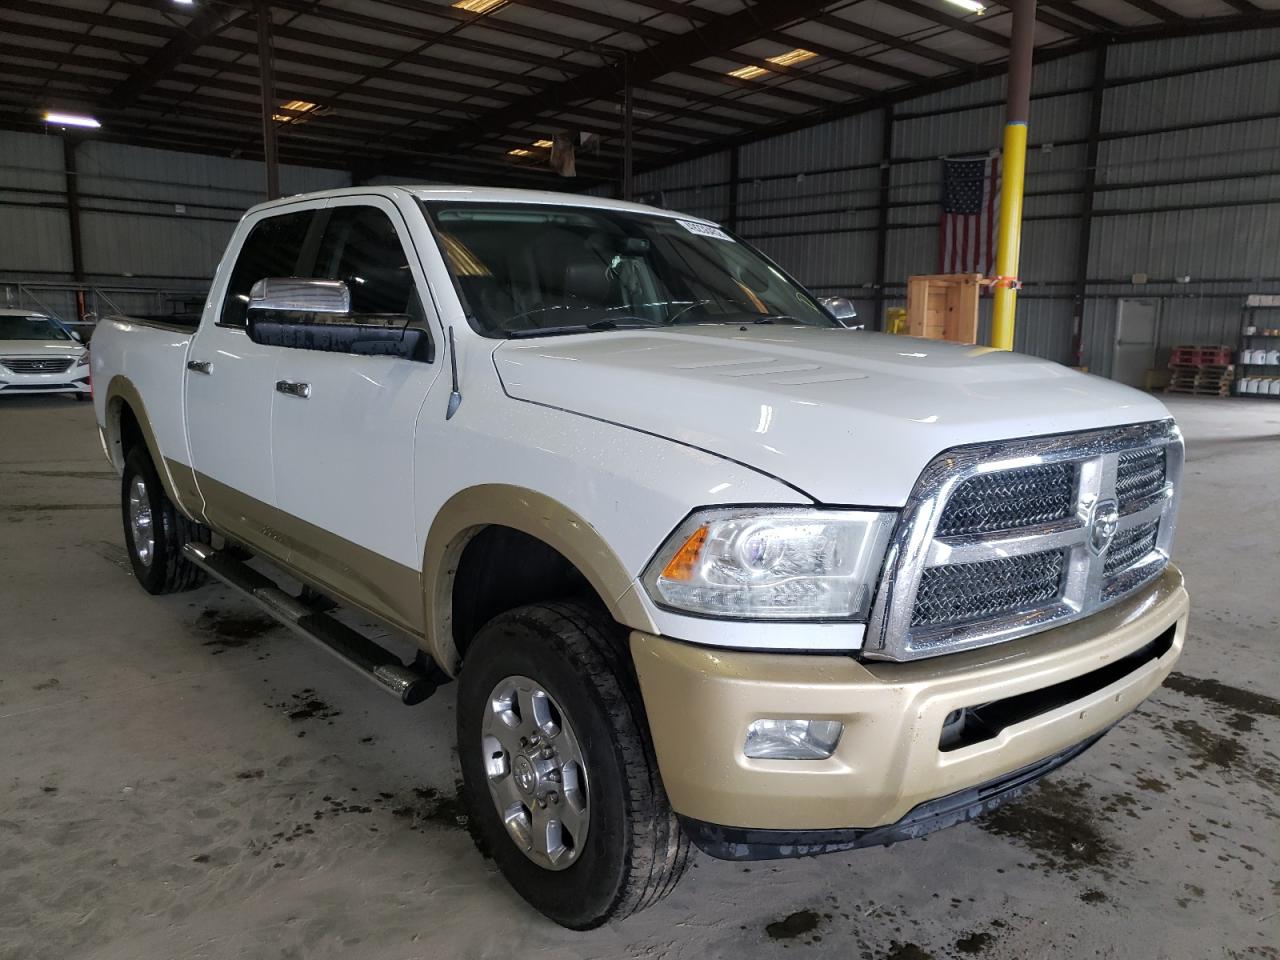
left=103, top=375, right=202, bottom=518
left=423, top=484, right=658, bottom=674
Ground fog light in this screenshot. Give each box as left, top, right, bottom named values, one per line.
left=744, top=719, right=843, bottom=760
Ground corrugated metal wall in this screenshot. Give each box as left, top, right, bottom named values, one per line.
left=0, top=130, right=350, bottom=323
left=615, top=28, right=1280, bottom=377
left=6, top=26, right=1280, bottom=363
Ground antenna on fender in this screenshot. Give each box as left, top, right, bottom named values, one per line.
left=446, top=327, right=462, bottom=420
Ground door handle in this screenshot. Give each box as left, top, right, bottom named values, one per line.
left=186, top=359, right=213, bottom=375
left=276, top=379, right=311, bottom=399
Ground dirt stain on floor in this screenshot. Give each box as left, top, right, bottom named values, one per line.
left=1164, top=672, right=1280, bottom=720
left=954, top=930, right=996, bottom=955
left=882, top=943, right=935, bottom=960
left=196, top=609, right=278, bottom=651
left=1170, top=718, right=1246, bottom=771
left=279, top=690, right=340, bottom=721
left=392, top=785, right=469, bottom=831
left=765, top=909, right=821, bottom=941
left=978, top=777, right=1119, bottom=876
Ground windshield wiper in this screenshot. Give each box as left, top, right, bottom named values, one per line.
left=504, top=319, right=655, bottom=339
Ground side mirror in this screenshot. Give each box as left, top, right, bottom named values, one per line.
left=249, top=277, right=351, bottom=314
left=70, top=330, right=83, bottom=342
left=820, top=296, right=858, bottom=324
left=246, top=277, right=433, bottom=363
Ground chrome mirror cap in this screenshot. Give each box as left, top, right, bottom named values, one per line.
left=248, top=277, right=350, bottom=314
left=820, top=296, right=858, bottom=323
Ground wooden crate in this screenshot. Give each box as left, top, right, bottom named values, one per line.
left=905, top=273, right=982, bottom=344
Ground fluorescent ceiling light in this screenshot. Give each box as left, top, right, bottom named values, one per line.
left=273, top=99, right=319, bottom=124
left=454, top=0, right=505, bottom=12
left=44, top=111, right=100, bottom=128
left=531, top=139, right=554, bottom=148
left=943, top=0, right=986, bottom=12
left=727, top=48, right=817, bottom=81
left=507, top=148, right=532, bottom=157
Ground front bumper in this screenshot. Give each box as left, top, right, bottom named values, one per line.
left=0, top=368, right=90, bottom=395
left=631, top=564, right=1187, bottom=847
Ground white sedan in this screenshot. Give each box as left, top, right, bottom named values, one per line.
left=0, top=309, right=92, bottom=400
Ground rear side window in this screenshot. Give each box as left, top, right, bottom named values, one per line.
left=219, top=210, right=314, bottom=327
left=312, top=205, right=421, bottom=316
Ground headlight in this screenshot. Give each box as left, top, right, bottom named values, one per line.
left=641, top=507, right=896, bottom=620
left=75, top=351, right=89, bottom=366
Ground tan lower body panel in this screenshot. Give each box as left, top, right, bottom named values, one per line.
left=193, top=470, right=425, bottom=636
left=632, top=565, right=1188, bottom=832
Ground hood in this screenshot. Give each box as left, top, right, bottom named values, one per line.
left=493, top=325, right=1171, bottom=506
left=0, top=340, right=83, bottom=357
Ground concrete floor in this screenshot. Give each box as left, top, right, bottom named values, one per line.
left=0, top=394, right=1276, bottom=960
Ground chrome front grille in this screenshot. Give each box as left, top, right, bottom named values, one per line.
left=1103, top=521, right=1159, bottom=577
left=911, top=549, right=1067, bottom=627
left=1116, top=449, right=1166, bottom=505
left=865, top=421, right=1183, bottom=662
left=935, top=462, right=1074, bottom=537
left=1, top=357, right=75, bottom=374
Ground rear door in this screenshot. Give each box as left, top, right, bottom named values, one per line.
left=268, top=195, right=444, bottom=632
left=186, top=204, right=319, bottom=557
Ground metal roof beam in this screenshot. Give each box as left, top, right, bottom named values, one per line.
left=875, top=0, right=1010, bottom=48
left=805, top=14, right=978, bottom=69
left=105, top=3, right=249, bottom=108
left=1033, top=1, right=1126, bottom=31
left=428, top=0, right=845, bottom=151
left=1116, top=0, right=1186, bottom=22
left=987, top=0, right=1093, bottom=36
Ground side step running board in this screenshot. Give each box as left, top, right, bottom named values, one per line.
left=183, top=542, right=440, bottom=705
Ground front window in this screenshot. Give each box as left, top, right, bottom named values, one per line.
left=0, top=315, right=70, bottom=341
left=422, top=202, right=834, bottom=338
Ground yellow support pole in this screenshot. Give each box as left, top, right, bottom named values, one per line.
left=991, top=121, right=1027, bottom=351
left=990, top=0, right=1037, bottom=351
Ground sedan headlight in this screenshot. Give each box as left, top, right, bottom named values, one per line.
left=75, top=351, right=89, bottom=367
left=641, top=508, right=896, bottom=620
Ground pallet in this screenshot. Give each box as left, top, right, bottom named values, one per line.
left=1169, top=345, right=1233, bottom=366
left=1166, top=363, right=1233, bottom=397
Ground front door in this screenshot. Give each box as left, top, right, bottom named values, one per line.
left=268, top=196, right=444, bottom=633
left=186, top=205, right=317, bottom=559
left=1113, top=299, right=1158, bottom=387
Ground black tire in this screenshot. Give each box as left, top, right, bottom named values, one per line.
left=74, top=393, right=90, bottom=402
left=121, top=445, right=210, bottom=594
left=456, top=600, right=693, bottom=929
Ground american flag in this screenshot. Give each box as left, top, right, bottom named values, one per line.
left=939, top=155, right=1000, bottom=275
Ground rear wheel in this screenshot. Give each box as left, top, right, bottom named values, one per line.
left=456, top=600, right=693, bottom=929
left=121, top=445, right=209, bottom=594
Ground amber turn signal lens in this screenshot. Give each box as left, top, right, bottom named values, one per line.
left=661, top=525, right=709, bottom=582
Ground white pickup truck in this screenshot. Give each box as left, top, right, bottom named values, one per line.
left=92, top=186, right=1189, bottom=929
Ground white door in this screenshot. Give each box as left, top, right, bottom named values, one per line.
left=268, top=196, right=444, bottom=631
left=186, top=205, right=318, bottom=557
left=1113, top=299, right=1159, bottom=387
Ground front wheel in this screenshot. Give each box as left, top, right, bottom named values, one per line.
left=121, top=445, right=209, bottom=594
left=456, top=601, right=692, bottom=929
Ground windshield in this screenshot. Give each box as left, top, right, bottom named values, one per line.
left=0, top=315, right=70, bottom=341
left=421, top=201, right=835, bottom=337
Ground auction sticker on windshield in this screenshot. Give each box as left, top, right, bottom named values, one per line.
left=678, top=220, right=734, bottom=242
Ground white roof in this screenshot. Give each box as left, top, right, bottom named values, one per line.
left=0, top=308, right=52, bottom=318
left=248, top=185, right=710, bottom=224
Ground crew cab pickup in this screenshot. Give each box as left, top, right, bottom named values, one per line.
left=91, top=186, right=1189, bottom=929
